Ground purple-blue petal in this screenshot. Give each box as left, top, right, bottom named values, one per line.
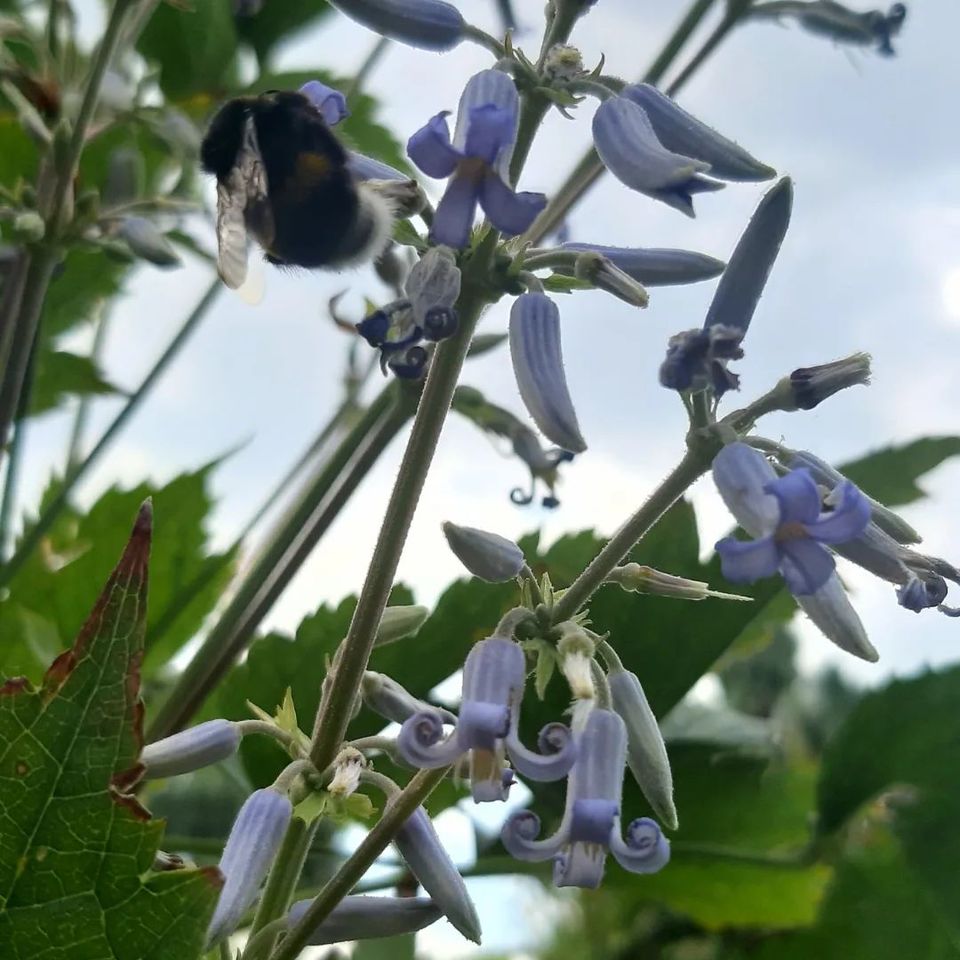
left=804, top=480, right=871, bottom=544
left=299, top=80, right=349, bottom=125
left=453, top=70, right=519, bottom=175
left=480, top=174, right=547, bottom=237
left=569, top=798, right=618, bottom=844
left=461, top=637, right=526, bottom=706
left=716, top=535, right=780, bottom=583
left=458, top=700, right=510, bottom=749
left=407, top=111, right=461, bottom=178
left=505, top=720, right=576, bottom=782
left=554, top=843, right=608, bottom=889
left=500, top=810, right=566, bottom=860
left=779, top=538, right=836, bottom=595
left=795, top=573, right=877, bottom=661
left=712, top=442, right=781, bottom=537
left=609, top=817, right=670, bottom=875
left=464, top=104, right=516, bottom=164
left=764, top=469, right=822, bottom=525
left=430, top=172, right=481, bottom=248
left=397, top=710, right=464, bottom=768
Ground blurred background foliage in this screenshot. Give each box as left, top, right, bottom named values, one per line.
left=1, top=0, right=959, bottom=958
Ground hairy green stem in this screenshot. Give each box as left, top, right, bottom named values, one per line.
left=146, top=383, right=418, bottom=741
left=550, top=448, right=711, bottom=623
left=0, top=280, right=220, bottom=589
left=245, top=818, right=321, bottom=955
left=307, top=247, right=496, bottom=772
left=524, top=0, right=722, bottom=245
left=0, top=0, right=138, bottom=456
left=269, top=766, right=449, bottom=960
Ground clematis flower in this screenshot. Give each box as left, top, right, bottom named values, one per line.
left=397, top=637, right=576, bottom=801
left=286, top=895, right=442, bottom=945
left=327, top=0, right=466, bottom=51
left=659, top=324, right=744, bottom=395
left=501, top=708, right=670, bottom=888
left=407, top=69, right=547, bottom=247
left=510, top=424, right=575, bottom=508
left=442, top=521, right=525, bottom=582
left=713, top=442, right=877, bottom=660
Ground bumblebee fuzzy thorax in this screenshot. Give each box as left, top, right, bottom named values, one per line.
left=200, top=90, right=398, bottom=288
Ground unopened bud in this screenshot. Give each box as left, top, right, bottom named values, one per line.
left=206, top=787, right=293, bottom=945
left=543, top=44, right=586, bottom=82
left=607, top=563, right=750, bottom=602
left=12, top=211, right=45, bottom=242
left=375, top=604, right=429, bottom=646
left=141, top=719, right=241, bottom=780
left=775, top=353, right=871, bottom=411
left=556, top=623, right=595, bottom=699
left=406, top=246, right=461, bottom=325
left=328, top=746, right=365, bottom=797
left=442, top=521, right=525, bottom=582
left=287, top=895, right=442, bottom=944
left=361, top=671, right=456, bottom=725
left=118, top=217, right=182, bottom=268
left=607, top=668, right=677, bottom=830
left=328, top=0, right=465, bottom=51
left=573, top=251, right=649, bottom=307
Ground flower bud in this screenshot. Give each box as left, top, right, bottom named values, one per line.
left=394, top=807, right=481, bottom=942
left=361, top=671, right=457, bottom=725
left=702, top=178, right=792, bottom=336
left=622, top=84, right=775, bottom=182
left=287, top=895, right=442, bottom=944
left=13, top=211, right=45, bottom=242
left=206, top=787, right=293, bottom=945
left=556, top=623, right=595, bottom=699
left=405, top=247, right=461, bottom=327
left=509, top=292, right=586, bottom=454
left=606, top=563, right=750, bottom=602
left=118, top=217, right=182, bottom=268
left=573, top=251, right=649, bottom=308
left=795, top=574, right=878, bottom=663
left=543, top=44, right=586, bottom=82
left=328, top=0, right=465, bottom=51
left=560, top=242, right=724, bottom=286
left=141, top=719, right=241, bottom=780
left=607, top=668, right=677, bottom=830
left=442, top=521, right=525, bottom=582
left=776, top=353, right=871, bottom=410
left=328, top=747, right=365, bottom=797
left=375, top=604, right=430, bottom=646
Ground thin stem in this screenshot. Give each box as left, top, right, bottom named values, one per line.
left=508, top=94, right=550, bottom=187
left=65, top=310, right=111, bottom=471
left=0, top=280, right=220, bottom=588
left=235, top=720, right=304, bottom=756
left=550, top=448, right=711, bottom=623
left=146, top=383, right=418, bottom=741
left=269, top=766, right=449, bottom=960
left=523, top=0, right=722, bottom=245
left=462, top=23, right=506, bottom=58
left=341, top=36, right=391, bottom=100
left=245, top=818, right=320, bottom=955
left=307, top=245, right=497, bottom=772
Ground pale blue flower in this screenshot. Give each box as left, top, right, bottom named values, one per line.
left=141, top=719, right=240, bottom=780
left=327, top=0, right=465, bottom=51
left=559, top=242, right=725, bottom=286
left=286, top=895, right=442, bottom=944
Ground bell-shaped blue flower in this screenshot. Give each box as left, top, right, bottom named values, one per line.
left=286, top=895, right=442, bottom=945
left=407, top=70, right=547, bottom=247
left=714, top=442, right=870, bottom=596
left=397, top=637, right=576, bottom=802
left=592, top=95, right=723, bottom=216
left=299, top=80, right=349, bottom=125
left=501, top=708, right=670, bottom=888
left=713, top=442, right=877, bottom=660
left=328, top=0, right=465, bottom=51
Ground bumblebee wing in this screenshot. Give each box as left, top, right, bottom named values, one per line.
left=215, top=116, right=274, bottom=289
left=216, top=171, right=250, bottom=289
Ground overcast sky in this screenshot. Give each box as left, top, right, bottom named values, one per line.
left=18, top=1, right=959, bottom=954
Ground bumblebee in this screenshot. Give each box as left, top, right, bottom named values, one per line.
left=200, top=89, right=415, bottom=289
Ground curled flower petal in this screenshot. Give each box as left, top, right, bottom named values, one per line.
left=712, top=443, right=781, bottom=538
left=394, top=807, right=481, bottom=942
left=560, top=242, right=725, bottom=286
left=407, top=112, right=461, bottom=178
left=328, top=0, right=465, bottom=51
left=397, top=709, right=464, bottom=767
left=505, top=720, right=577, bottom=782
left=898, top=575, right=948, bottom=613
left=609, top=817, right=671, bottom=874
left=287, top=895, right=441, bottom=944
left=141, top=719, right=240, bottom=780
left=207, top=788, right=293, bottom=945
left=480, top=174, right=547, bottom=237
left=702, top=177, right=792, bottom=335
left=500, top=810, right=567, bottom=860
left=795, top=572, right=878, bottom=662
left=299, top=80, right=349, bottom=125
left=622, top=84, right=775, bottom=182
left=362, top=672, right=456, bottom=725
left=442, top=520, right=525, bottom=582
left=554, top=841, right=607, bottom=889
left=509, top=292, right=586, bottom=454
left=592, top=97, right=721, bottom=216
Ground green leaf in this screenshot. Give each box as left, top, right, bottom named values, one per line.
left=0, top=505, right=220, bottom=958
left=41, top=249, right=129, bottom=338
left=138, top=0, right=238, bottom=100
left=817, top=666, right=960, bottom=836
left=0, top=467, right=235, bottom=682
left=234, top=1, right=332, bottom=64
left=0, top=115, right=39, bottom=185
left=838, top=436, right=960, bottom=507
left=353, top=933, right=416, bottom=960
left=29, top=348, right=119, bottom=417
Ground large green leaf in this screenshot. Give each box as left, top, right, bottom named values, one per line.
left=29, top=348, right=119, bottom=417
left=41, top=249, right=129, bottom=339
left=0, top=467, right=236, bottom=681
left=234, top=1, right=332, bottom=64
left=138, top=0, right=238, bottom=100
left=0, top=506, right=220, bottom=959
